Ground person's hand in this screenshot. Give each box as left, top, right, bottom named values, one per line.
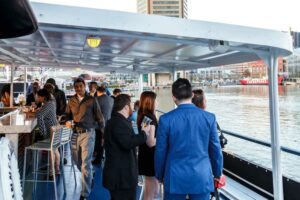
left=66, top=121, right=73, bottom=129
left=141, top=123, right=151, bottom=135
left=214, top=175, right=226, bottom=188
left=149, top=125, right=155, bottom=135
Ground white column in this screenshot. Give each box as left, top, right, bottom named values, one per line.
left=10, top=64, right=14, bottom=107
left=172, top=67, right=177, bottom=82
left=5, top=65, right=9, bottom=81
left=138, top=74, right=143, bottom=96
left=24, top=66, right=27, bottom=96
left=266, top=54, right=284, bottom=200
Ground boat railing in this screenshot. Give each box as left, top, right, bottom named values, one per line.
left=155, top=109, right=300, bottom=157
left=222, top=129, right=300, bottom=157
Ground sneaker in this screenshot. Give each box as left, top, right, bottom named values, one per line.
left=79, top=195, right=88, bottom=200
left=92, top=159, right=101, bottom=165
left=91, top=171, right=95, bottom=188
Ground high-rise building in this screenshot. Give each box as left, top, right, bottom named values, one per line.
left=137, top=0, right=188, bottom=18
left=137, top=0, right=188, bottom=86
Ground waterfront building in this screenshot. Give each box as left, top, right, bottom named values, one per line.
left=137, top=0, right=188, bottom=18
left=137, top=0, right=188, bottom=86
left=286, top=55, right=300, bottom=78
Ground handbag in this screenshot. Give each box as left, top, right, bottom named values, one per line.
left=217, top=123, right=228, bottom=148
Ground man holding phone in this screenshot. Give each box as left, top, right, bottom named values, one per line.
left=103, top=94, right=152, bottom=200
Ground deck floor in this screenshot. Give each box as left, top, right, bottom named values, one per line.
left=23, top=163, right=113, bottom=200
left=23, top=162, right=146, bottom=200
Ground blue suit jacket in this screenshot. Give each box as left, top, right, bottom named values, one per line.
left=155, top=104, right=223, bottom=194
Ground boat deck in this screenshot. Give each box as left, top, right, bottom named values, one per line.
left=23, top=162, right=268, bottom=200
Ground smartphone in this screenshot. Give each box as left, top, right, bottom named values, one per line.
left=142, top=116, right=152, bottom=127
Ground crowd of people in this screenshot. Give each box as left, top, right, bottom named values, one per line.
left=0, top=77, right=224, bottom=200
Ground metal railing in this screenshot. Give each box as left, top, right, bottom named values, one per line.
left=155, top=109, right=300, bottom=157
left=222, top=130, right=300, bottom=157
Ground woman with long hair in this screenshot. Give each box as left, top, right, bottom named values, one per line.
left=36, top=88, right=60, bottom=174
left=137, top=91, right=159, bottom=200
left=192, top=89, right=206, bottom=109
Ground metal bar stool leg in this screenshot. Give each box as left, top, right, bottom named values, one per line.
left=47, top=151, right=50, bottom=181
left=69, top=141, right=77, bottom=187
left=60, top=146, right=67, bottom=194
left=50, top=150, right=58, bottom=200
left=33, top=150, right=38, bottom=199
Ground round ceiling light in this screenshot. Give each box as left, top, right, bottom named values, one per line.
left=86, top=36, right=101, bottom=48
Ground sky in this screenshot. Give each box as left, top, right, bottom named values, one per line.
left=31, top=0, right=300, bottom=32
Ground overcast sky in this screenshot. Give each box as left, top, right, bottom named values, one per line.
left=32, top=0, right=300, bottom=32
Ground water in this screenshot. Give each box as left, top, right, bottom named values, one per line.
left=155, top=85, right=300, bottom=182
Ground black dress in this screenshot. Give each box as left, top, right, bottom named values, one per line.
left=138, top=113, right=157, bottom=176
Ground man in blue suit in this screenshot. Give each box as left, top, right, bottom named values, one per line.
left=155, top=78, right=223, bottom=200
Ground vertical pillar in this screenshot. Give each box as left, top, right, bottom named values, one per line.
left=266, top=54, right=284, bottom=200
left=24, top=66, right=27, bottom=96
left=172, top=67, right=177, bottom=82
left=138, top=74, right=143, bottom=96
left=5, top=65, right=9, bottom=81
left=10, top=64, right=14, bottom=107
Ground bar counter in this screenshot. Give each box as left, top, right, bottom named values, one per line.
left=0, top=108, right=37, bottom=134
left=0, top=108, right=37, bottom=171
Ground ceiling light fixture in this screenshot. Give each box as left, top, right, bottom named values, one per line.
left=86, top=36, right=101, bottom=48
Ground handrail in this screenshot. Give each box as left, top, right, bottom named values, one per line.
left=155, top=109, right=165, bottom=114
left=155, top=109, right=300, bottom=157
left=222, top=130, right=300, bottom=157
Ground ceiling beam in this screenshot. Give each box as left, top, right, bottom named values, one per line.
left=0, top=47, right=30, bottom=64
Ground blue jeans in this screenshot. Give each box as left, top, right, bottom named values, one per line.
left=72, top=130, right=95, bottom=197
left=164, top=192, right=210, bottom=200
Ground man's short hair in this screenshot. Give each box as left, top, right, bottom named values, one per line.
left=97, top=86, right=106, bottom=93
left=44, top=83, right=55, bottom=94
left=113, top=88, right=122, bottom=95
left=1, top=84, right=10, bottom=96
left=172, top=78, right=192, bottom=100
left=73, top=78, right=85, bottom=86
left=46, top=78, right=56, bottom=86
left=89, top=81, right=97, bottom=86
left=113, top=94, right=131, bottom=112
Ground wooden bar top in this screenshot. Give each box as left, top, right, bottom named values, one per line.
left=0, top=108, right=37, bottom=134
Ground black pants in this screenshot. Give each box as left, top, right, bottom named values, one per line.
left=94, top=129, right=103, bottom=161
left=109, top=188, right=136, bottom=200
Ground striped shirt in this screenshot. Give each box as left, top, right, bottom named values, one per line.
left=36, top=99, right=58, bottom=138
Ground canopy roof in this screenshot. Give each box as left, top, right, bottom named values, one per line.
left=0, top=2, right=293, bottom=73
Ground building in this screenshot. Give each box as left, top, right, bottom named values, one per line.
left=287, top=55, right=300, bottom=78
left=137, top=0, right=188, bottom=18
left=137, top=0, right=188, bottom=86
left=197, top=58, right=286, bottom=80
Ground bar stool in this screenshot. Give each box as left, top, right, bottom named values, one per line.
left=60, top=126, right=77, bottom=187
left=22, top=125, right=62, bottom=200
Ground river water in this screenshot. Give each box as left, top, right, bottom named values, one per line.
left=154, top=85, right=300, bottom=182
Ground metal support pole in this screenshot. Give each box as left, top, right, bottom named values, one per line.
left=138, top=74, right=143, bottom=96
left=172, top=67, right=177, bottom=82
left=10, top=64, right=14, bottom=107
left=266, top=54, right=284, bottom=200
left=24, top=66, right=27, bottom=96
